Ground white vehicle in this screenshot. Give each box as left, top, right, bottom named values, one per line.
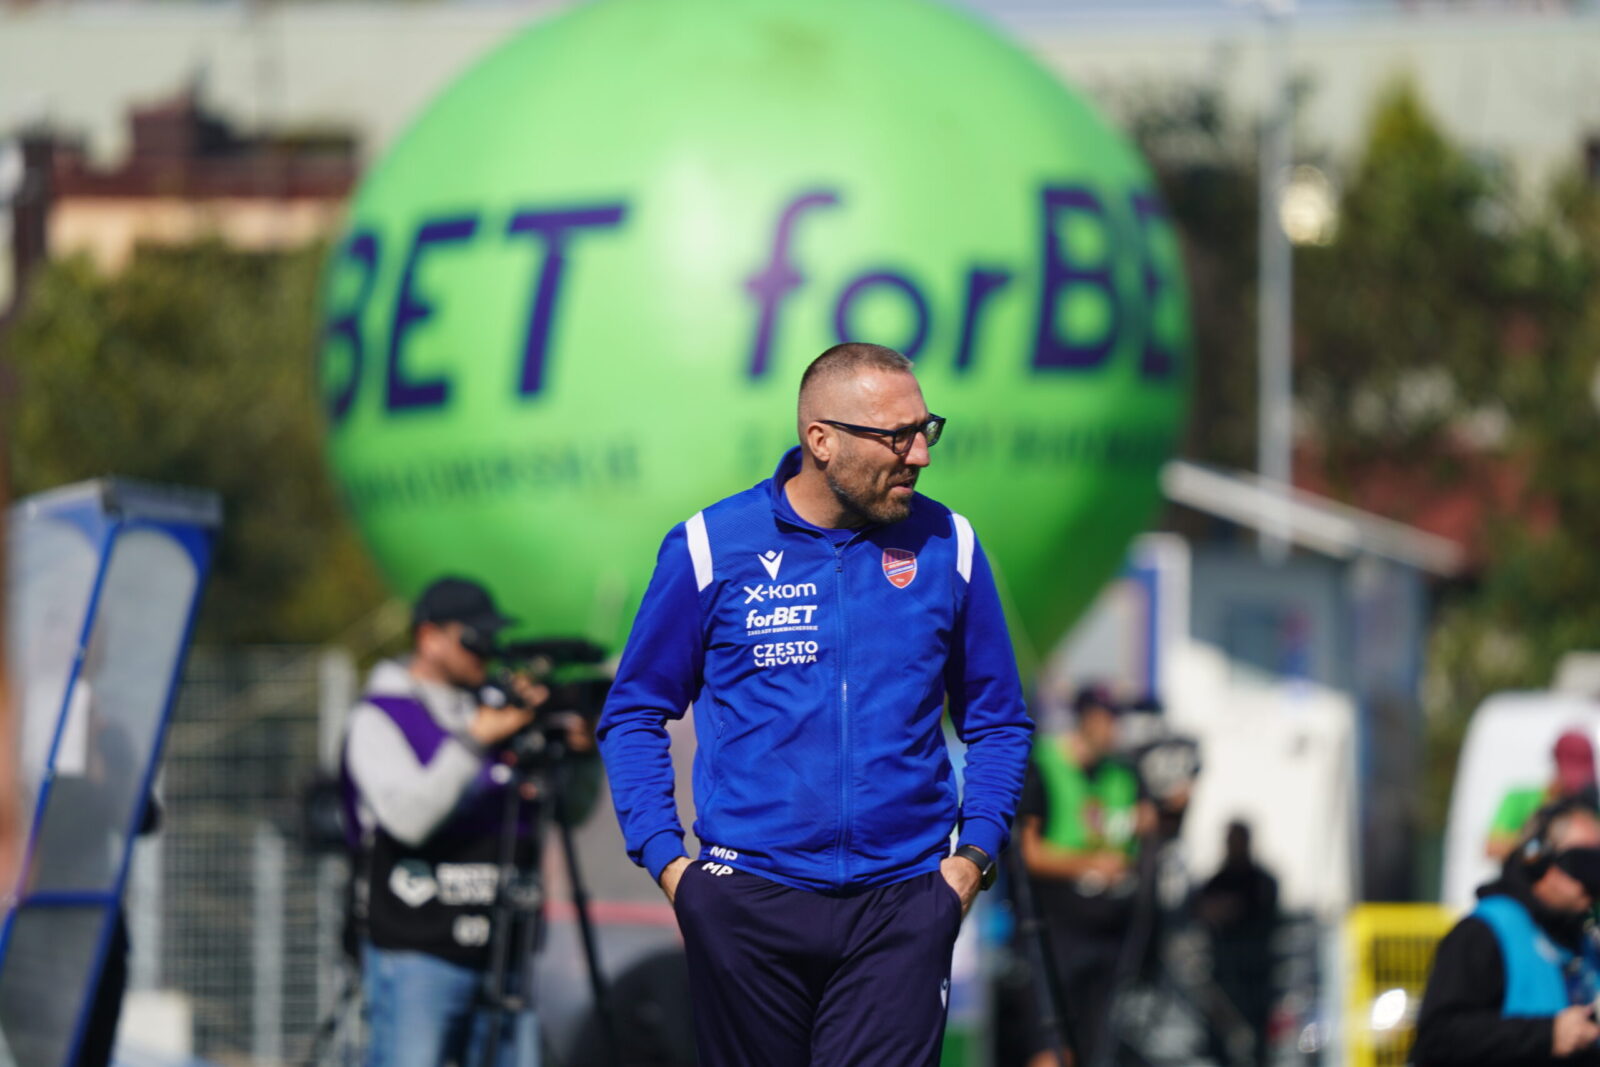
left=1439, top=685, right=1600, bottom=911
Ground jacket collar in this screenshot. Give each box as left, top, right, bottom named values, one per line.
left=767, top=446, right=854, bottom=536
left=766, top=446, right=924, bottom=538
left=767, top=447, right=805, bottom=512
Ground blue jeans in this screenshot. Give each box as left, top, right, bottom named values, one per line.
left=362, top=944, right=540, bottom=1067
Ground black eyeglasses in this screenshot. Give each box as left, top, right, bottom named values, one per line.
left=819, top=414, right=946, bottom=456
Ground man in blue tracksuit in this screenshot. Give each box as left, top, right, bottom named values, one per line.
left=598, top=342, right=1034, bottom=1067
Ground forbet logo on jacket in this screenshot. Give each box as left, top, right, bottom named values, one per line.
left=317, top=0, right=1192, bottom=652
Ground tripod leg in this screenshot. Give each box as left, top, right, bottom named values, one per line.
left=477, top=777, right=540, bottom=1067
left=301, top=966, right=359, bottom=1067
left=553, top=765, right=621, bottom=1067
left=1006, top=848, right=1074, bottom=1067
left=1093, top=838, right=1163, bottom=1067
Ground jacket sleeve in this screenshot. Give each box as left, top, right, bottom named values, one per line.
left=944, top=535, right=1034, bottom=861
left=1411, top=916, right=1560, bottom=1065
left=596, top=524, right=705, bottom=882
left=345, top=702, right=486, bottom=847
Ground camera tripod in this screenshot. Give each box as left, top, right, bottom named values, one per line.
left=475, top=725, right=619, bottom=1067
left=1007, top=845, right=1077, bottom=1067
left=302, top=727, right=619, bottom=1067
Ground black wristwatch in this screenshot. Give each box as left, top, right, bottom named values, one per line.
left=953, top=844, right=998, bottom=891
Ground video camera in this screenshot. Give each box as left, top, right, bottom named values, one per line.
left=477, top=637, right=612, bottom=767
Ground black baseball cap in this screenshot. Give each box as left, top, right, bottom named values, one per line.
left=412, top=577, right=517, bottom=635
left=1073, top=683, right=1122, bottom=716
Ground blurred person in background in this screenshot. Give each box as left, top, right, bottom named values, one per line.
left=1193, top=820, right=1278, bottom=1067
left=1122, top=694, right=1202, bottom=995
left=342, top=577, right=578, bottom=1067
left=1486, top=730, right=1598, bottom=862
left=1126, top=693, right=1195, bottom=848
left=1017, top=683, right=1155, bottom=1067
left=1414, top=798, right=1600, bottom=1066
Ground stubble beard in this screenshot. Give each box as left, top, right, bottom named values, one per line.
left=826, top=458, right=916, bottom=526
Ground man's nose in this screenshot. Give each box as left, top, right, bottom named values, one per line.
left=904, top=432, right=932, bottom=467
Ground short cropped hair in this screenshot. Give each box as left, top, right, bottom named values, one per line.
left=798, top=343, right=913, bottom=405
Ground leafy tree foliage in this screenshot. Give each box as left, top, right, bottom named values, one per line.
left=1119, top=83, right=1262, bottom=473
left=2, top=242, right=387, bottom=643
left=1422, top=168, right=1600, bottom=824
left=1132, top=76, right=1600, bottom=845
left=1297, top=80, right=1520, bottom=489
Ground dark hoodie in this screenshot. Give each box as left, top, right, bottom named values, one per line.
left=1412, top=863, right=1600, bottom=1065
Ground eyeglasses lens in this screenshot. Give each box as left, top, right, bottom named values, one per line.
left=896, top=419, right=943, bottom=453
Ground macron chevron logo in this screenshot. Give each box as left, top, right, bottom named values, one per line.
left=758, top=550, right=784, bottom=580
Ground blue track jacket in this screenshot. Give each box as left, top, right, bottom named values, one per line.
left=598, top=448, right=1034, bottom=892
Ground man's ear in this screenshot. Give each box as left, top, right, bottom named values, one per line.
left=414, top=621, right=444, bottom=657
left=804, top=422, right=834, bottom=464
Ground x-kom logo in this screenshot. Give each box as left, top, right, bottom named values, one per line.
left=744, top=581, right=817, bottom=604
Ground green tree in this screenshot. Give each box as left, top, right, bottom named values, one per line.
left=1118, top=82, right=1262, bottom=473
left=2, top=241, right=388, bottom=643
left=1129, top=76, right=1600, bottom=860
left=1422, top=168, right=1600, bottom=816
left=1296, top=79, right=1518, bottom=490
left=1288, top=81, right=1600, bottom=833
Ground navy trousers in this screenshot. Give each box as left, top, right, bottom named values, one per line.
left=673, top=862, right=964, bottom=1067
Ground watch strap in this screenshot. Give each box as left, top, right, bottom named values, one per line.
left=954, top=844, right=998, bottom=890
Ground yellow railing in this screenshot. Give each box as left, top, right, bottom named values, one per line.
left=1344, top=903, right=1458, bottom=1066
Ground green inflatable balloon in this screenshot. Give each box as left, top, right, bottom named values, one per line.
left=318, top=0, right=1190, bottom=658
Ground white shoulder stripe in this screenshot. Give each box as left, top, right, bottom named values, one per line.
left=685, top=511, right=713, bottom=591
left=951, top=513, right=975, bottom=583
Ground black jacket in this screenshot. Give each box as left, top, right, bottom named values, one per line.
left=1412, top=868, right=1600, bottom=1066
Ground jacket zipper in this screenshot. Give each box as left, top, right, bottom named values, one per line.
left=832, top=540, right=850, bottom=886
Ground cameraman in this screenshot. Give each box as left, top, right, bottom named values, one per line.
left=1414, top=799, right=1600, bottom=1066
left=342, top=577, right=569, bottom=1067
